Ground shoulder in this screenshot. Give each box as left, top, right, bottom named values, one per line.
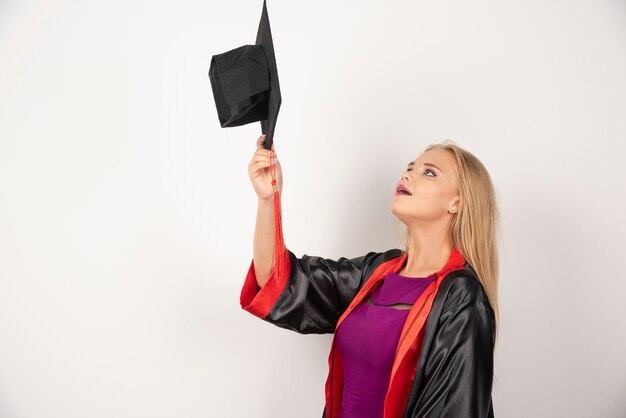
left=436, top=270, right=496, bottom=342
left=438, top=265, right=494, bottom=317
left=348, top=247, right=404, bottom=267
left=366, top=247, right=404, bottom=268
left=355, top=248, right=404, bottom=280
left=294, top=248, right=403, bottom=276
left=377, top=247, right=405, bottom=262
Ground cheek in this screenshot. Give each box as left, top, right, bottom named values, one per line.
left=414, top=183, right=444, bottom=200
left=412, top=185, right=449, bottom=208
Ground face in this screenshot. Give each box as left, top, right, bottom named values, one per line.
left=391, top=148, right=461, bottom=223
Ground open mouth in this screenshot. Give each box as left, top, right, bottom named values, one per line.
left=396, top=185, right=413, bottom=196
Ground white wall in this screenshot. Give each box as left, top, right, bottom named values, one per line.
left=1, top=0, right=625, bottom=417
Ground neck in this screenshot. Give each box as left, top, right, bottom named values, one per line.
left=400, top=223, right=454, bottom=277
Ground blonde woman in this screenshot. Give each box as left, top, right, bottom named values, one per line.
left=241, top=135, right=499, bottom=418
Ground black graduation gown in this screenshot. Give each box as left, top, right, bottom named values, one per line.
left=240, top=248, right=496, bottom=418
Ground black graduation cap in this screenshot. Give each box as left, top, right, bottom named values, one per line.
left=208, top=0, right=281, bottom=151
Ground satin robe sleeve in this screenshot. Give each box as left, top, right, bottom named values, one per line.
left=411, top=276, right=496, bottom=418
left=240, top=248, right=391, bottom=334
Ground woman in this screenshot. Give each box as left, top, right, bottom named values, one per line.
left=241, top=135, right=499, bottom=418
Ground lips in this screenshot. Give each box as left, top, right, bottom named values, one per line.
left=396, top=184, right=412, bottom=196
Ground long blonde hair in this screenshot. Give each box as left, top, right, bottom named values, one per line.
left=395, top=140, right=501, bottom=343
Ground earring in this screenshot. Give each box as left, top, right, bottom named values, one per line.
left=450, top=207, right=456, bottom=213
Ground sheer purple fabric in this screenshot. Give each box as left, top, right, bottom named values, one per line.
left=336, top=271, right=436, bottom=418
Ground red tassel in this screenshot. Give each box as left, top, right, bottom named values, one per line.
left=269, top=142, right=286, bottom=282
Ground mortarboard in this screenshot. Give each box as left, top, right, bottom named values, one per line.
left=208, top=0, right=281, bottom=152
left=208, top=0, right=286, bottom=283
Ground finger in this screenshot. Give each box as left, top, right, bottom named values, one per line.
left=256, top=135, right=267, bottom=149
left=251, top=159, right=271, bottom=170
left=250, top=155, right=270, bottom=167
left=251, top=154, right=271, bottom=166
left=255, top=148, right=272, bottom=158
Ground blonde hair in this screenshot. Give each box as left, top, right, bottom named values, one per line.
left=395, top=140, right=501, bottom=343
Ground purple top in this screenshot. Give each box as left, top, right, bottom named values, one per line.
left=336, top=271, right=436, bottom=418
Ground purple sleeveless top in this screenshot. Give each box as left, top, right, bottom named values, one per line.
left=335, top=271, right=436, bottom=418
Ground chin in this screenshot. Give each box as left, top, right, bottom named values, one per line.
left=392, top=199, right=424, bottom=223
left=390, top=202, right=410, bottom=220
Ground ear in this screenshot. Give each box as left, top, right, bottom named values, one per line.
left=451, top=196, right=462, bottom=212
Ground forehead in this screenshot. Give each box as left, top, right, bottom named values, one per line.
left=409, top=148, right=457, bottom=174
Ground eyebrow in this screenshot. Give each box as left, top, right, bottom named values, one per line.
left=407, top=161, right=444, bottom=173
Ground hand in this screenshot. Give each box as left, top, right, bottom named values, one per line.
left=248, top=135, right=283, bottom=201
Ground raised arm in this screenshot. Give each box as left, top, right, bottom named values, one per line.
left=248, top=134, right=283, bottom=288
left=244, top=134, right=401, bottom=333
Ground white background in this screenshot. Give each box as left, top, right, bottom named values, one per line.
left=1, top=0, right=625, bottom=417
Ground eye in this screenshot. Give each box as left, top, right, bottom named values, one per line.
left=424, top=168, right=436, bottom=177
